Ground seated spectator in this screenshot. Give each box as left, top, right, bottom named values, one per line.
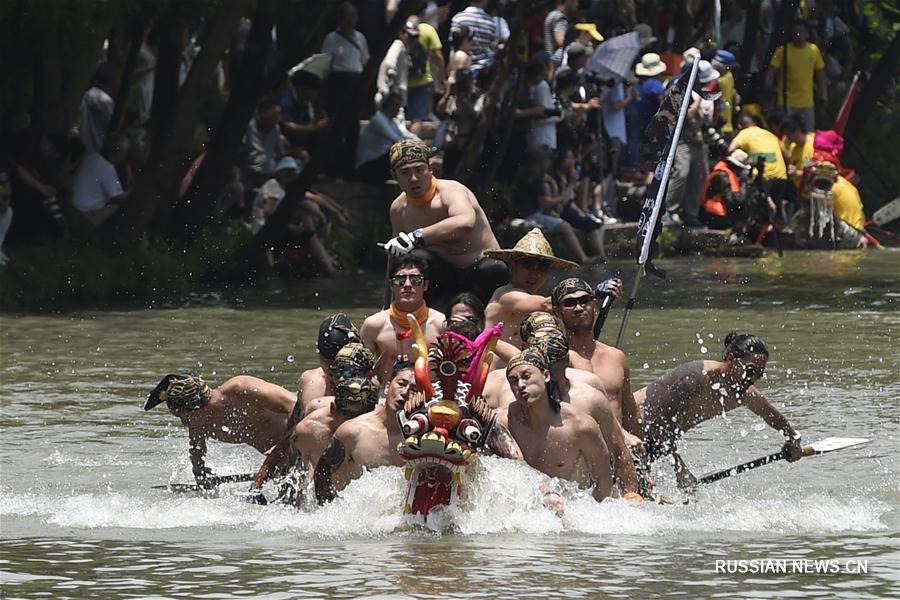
left=355, top=92, right=418, bottom=182
left=512, top=147, right=604, bottom=265
left=239, top=96, right=285, bottom=190
left=550, top=148, right=608, bottom=260
left=249, top=156, right=302, bottom=234
left=280, top=70, right=330, bottom=152
left=700, top=148, right=752, bottom=230
left=71, top=132, right=129, bottom=226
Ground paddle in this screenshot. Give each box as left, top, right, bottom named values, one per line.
left=152, top=472, right=255, bottom=493
left=697, top=437, right=870, bottom=485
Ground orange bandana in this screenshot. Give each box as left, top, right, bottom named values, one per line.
left=390, top=301, right=429, bottom=339
left=407, top=178, right=438, bottom=207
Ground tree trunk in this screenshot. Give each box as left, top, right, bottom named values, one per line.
left=845, top=31, right=900, bottom=143
left=737, top=0, right=761, bottom=98
left=213, top=0, right=424, bottom=283
left=106, top=0, right=252, bottom=247
left=108, top=15, right=149, bottom=136
left=174, top=0, right=279, bottom=237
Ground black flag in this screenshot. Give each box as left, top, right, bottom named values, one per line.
left=634, top=67, right=695, bottom=279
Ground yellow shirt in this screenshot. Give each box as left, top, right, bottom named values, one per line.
left=732, top=126, right=787, bottom=180
left=408, top=23, right=442, bottom=88
left=719, top=70, right=735, bottom=133
left=786, top=132, right=815, bottom=186
left=831, top=175, right=865, bottom=230
left=769, top=42, right=825, bottom=108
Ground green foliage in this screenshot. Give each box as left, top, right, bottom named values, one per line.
left=844, top=103, right=900, bottom=213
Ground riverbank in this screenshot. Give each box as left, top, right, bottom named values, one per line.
left=1, top=177, right=888, bottom=311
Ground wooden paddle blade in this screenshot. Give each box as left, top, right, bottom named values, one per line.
left=808, top=437, right=870, bottom=454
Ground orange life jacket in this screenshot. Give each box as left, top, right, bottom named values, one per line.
left=702, top=160, right=740, bottom=217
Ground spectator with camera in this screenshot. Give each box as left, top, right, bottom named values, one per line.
left=700, top=148, right=753, bottom=231
left=519, top=55, right=564, bottom=155
left=436, top=68, right=484, bottom=178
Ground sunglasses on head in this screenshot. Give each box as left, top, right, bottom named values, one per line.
left=560, top=294, right=593, bottom=308
left=391, top=274, right=425, bottom=286
left=519, top=259, right=551, bottom=272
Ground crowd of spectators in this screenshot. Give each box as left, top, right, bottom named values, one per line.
left=0, top=0, right=878, bottom=270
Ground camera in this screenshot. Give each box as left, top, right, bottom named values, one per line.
left=544, top=107, right=562, bottom=118
left=707, top=127, right=729, bottom=160
left=583, top=73, right=616, bottom=88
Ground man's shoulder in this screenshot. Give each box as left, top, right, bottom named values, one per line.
left=362, top=309, right=390, bottom=328
left=594, top=341, right=627, bottom=364
left=300, top=367, right=323, bottom=384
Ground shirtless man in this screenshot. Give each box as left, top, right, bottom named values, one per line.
left=145, top=373, right=295, bottom=488
left=293, top=313, right=361, bottom=422
left=313, top=360, right=418, bottom=502
left=282, top=375, right=379, bottom=505
left=495, top=347, right=613, bottom=513
left=246, top=342, right=376, bottom=501
left=382, top=139, right=508, bottom=304
left=360, top=254, right=445, bottom=384
left=635, top=332, right=803, bottom=489
left=551, top=277, right=641, bottom=437
left=484, top=228, right=577, bottom=349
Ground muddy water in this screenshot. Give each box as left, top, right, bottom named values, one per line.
left=1, top=251, right=898, bottom=598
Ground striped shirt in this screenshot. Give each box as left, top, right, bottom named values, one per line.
left=450, top=6, right=499, bottom=69
left=543, top=9, right=568, bottom=57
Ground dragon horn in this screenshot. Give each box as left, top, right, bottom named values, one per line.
left=464, top=323, right=502, bottom=402
left=407, top=313, right=435, bottom=399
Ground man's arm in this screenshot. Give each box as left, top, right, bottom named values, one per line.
left=188, top=428, right=212, bottom=486
left=313, top=436, right=348, bottom=503
left=419, top=187, right=477, bottom=245
left=618, top=353, right=641, bottom=436
left=578, top=418, right=613, bottom=502
left=486, top=422, right=524, bottom=460
left=490, top=290, right=553, bottom=323
left=590, top=392, right=639, bottom=494
left=744, top=387, right=802, bottom=461
left=359, top=316, right=381, bottom=357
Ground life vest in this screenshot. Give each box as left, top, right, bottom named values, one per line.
left=702, top=160, right=739, bottom=217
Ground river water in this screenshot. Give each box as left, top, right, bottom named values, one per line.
left=2, top=251, right=898, bottom=598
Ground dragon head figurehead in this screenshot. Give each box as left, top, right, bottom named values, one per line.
left=396, top=314, right=501, bottom=520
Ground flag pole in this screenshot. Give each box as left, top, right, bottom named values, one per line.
left=615, top=58, right=701, bottom=349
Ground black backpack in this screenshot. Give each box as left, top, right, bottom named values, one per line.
left=409, top=40, right=428, bottom=80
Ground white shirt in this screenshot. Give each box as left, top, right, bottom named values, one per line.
left=602, top=83, right=627, bottom=144
left=376, top=39, right=409, bottom=104
left=79, top=87, right=114, bottom=154
left=321, top=30, right=370, bottom=74
left=249, top=178, right=286, bottom=233
left=72, top=153, right=123, bottom=212
left=355, top=110, right=417, bottom=167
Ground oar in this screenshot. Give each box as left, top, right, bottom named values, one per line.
left=152, top=472, right=255, bottom=492
left=698, top=437, right=870, bottom=485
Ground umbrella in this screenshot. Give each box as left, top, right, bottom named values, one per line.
left=288, top=53, right=332, bottom=81
left=584, top=31, right=643, bottom=81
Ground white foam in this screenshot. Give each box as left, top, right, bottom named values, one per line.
left=1, top=456, right=892, bottom=538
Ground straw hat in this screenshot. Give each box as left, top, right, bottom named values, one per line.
left=635, top=52, right=666, bottom=77
left=726, top=149, right=751, bottom=170
left=484, top=228, right=578, bottom=270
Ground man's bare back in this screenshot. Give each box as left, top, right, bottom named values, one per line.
left=390, top=178, right=499, bottom=268
left=569, top=342, right=639, bottom=435
left=185, top=376, right=295, bottom=453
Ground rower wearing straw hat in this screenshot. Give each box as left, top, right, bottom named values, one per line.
left=483, top=227, right=578, bottom=349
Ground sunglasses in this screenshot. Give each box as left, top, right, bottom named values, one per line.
left=391, top=274, right=425, bottom=286
left=330, top=367, right=359, bottom=380
left=518, top=259, right=551, bottom=272
left=560, top=295, right=594, bottom=308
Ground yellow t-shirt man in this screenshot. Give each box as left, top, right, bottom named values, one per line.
left=831, top=175, right=865, bottom=230
left=408, top=22, right=442, bottom=89
left=769, top=42, right=825, bottom=108
left=786, top=132, right=815, bottom=187
left=731, top=126, right=787, bottom=180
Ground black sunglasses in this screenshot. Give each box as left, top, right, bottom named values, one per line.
left=560, top=295, right=594, bottom=308
left=391, top=274, right=425, bottom=286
